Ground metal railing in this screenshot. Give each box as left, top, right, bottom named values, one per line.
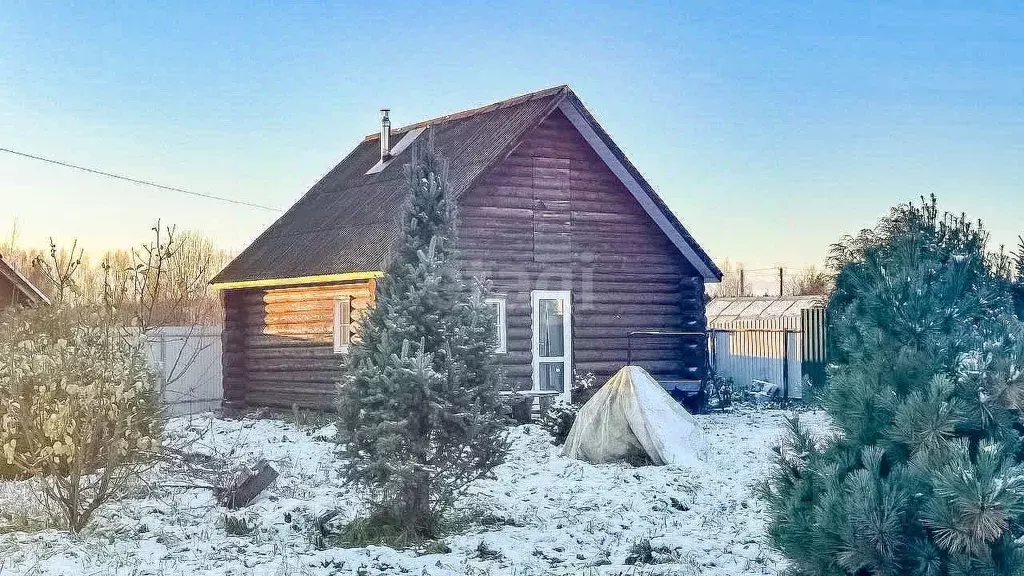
left=625, top=330, right=708, bottom=367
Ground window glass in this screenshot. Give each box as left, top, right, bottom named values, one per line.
left=334, top=296, right=351, bottom=353
left=484, top=297, right=506, bottom=353
left=538, top=362, right=564, bottom=392
left=537, top=298, right=564, bottom=357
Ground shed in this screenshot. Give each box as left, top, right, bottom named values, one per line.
left=707, top=296, right=827, bottom=398
left=0, top=256, right=50, bottom=309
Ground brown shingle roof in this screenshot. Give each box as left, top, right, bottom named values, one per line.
left=212, top=86, right=566, bottom=285
left=212, top=85, right=721, bottom=285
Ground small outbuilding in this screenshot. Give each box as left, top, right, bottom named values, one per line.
left=706, top=295, right=827, bottom=398
left=0, top=256, right=49, bottom=309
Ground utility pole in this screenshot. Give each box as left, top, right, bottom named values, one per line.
left=739, top=269, right=745, bottom=297
left=779, top=267, right=784, bottom=297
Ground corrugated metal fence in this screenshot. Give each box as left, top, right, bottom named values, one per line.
left=147, top=325, right=223, bottom=416
left=709, top=310, right=827, bottom=399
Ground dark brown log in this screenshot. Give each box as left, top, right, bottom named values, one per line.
left=245, top=346, right=336, bottom=360
left=243, top=286, right=372, bottom=305
left=574, top=314, right=683, bottom=328
left=246, top=334, right=333, bottom=348
left=248, top=370, right=338, bottom=384
left=245, top=300, right=334, bottom=314
left=575, top=349, right=678, bottom=362
left=246, top=358, right=343, bottom=372
left=577, top=338, right=685, bottom=351
left=243, top=311, right=334, bottom=327
left=252, top=323, right=334, bottom=336
left=577, top=291, right=681, bottom=305
left=245, top=392, right=336, bottom=409
left=576, top=360, right=685, bottom=374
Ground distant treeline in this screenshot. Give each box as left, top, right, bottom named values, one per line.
left=1, top=225, right=232, bottom=325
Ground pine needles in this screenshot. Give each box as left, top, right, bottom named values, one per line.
left=763, top=197, right=1024, bottom=575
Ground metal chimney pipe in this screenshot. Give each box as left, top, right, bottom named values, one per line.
left=380, top=109, right=392, bottom=162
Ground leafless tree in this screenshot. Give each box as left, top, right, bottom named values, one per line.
left=707, top=260, right=750, bottom=298
left=786, top=266, right=833, bottom=296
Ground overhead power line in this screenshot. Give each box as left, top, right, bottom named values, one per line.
left=0, top=146, right=283, bottom=212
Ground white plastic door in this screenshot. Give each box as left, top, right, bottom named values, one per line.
left=532, top=290, right=572, bottom=402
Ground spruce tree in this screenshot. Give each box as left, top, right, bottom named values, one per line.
left=763, top=197, right=1024, bottom=576
left=338, top=137, right=507, bottom=542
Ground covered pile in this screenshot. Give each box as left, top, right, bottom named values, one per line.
left=563, top=366, right=705, bottom=466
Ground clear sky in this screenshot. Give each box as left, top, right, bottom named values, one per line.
left=1, top=1, right=1021, bottom=269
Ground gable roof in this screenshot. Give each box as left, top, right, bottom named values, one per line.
left=212, top=86, right=721, bottom=287
left=0, top=256, right=50, bottom=306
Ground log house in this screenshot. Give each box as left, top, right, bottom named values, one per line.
left=211, top=86, right=721, bottom=409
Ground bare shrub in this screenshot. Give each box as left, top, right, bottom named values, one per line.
left=0, top=304, right=162, bottom=532
left=0, top=222, right=221, bottom=532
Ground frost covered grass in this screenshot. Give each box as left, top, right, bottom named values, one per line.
left=0, top=408, right=829, bottom=575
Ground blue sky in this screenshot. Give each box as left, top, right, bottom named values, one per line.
left=1, top=1, right=1021, bottom=269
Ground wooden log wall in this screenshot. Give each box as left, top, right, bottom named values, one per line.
left=457, top=110, right=708, bottom=393
left=220, top=279, right=374, bottom=409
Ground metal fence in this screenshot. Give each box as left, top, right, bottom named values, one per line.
left=709, top=310, right=827, bottom=399
left=146, top=325, right=223, bottom=416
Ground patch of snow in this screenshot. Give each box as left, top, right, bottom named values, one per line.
left=0, top=408, right=830, bottom=575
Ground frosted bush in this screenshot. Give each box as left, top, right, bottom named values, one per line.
left=539, top=400, right=578, bottom=445
left=0, top=305, right=162, bottom=532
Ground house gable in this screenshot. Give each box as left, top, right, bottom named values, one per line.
left=455, top=109, right=709, bottom=390
left=555, top=96, right=720, bottom=281
left=212, top=85, right=720, bottom=288
left=459, top=109, right=696, bottom=277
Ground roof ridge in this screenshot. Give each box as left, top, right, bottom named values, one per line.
left=362, top=85, right=569, bottom=141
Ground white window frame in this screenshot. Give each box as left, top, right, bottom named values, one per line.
left=333, top=296, right=352, bottom=354
left=485, top=297, right=507, bottom=354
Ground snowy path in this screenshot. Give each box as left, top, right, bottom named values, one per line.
left=0, top=408, right=828, bottom=575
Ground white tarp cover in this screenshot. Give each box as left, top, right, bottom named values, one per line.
left=562, top=366, right=705, bottom=466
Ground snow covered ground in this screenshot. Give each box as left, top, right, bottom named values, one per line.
left=0, top=408, right=828, bottom=576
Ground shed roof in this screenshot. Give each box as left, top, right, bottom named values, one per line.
left=212, top=86, right=721, bottom=287
left=0, top=256, right=50, bottom=307
left=707, top=295, right=824, bottom=327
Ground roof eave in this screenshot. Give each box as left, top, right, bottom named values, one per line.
left=210, top=271, right=384, bottom=291
left=555, top=93, right=722, bottom=282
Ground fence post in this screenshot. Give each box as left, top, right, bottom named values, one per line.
left=782, top=331, right=789, bottom=398
left=158, top=333, right=168, bottom=391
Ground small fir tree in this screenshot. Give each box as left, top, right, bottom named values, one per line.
left=763, top=197, right=1024, bottom=575
left=338, top=137, right=507, bottom=542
